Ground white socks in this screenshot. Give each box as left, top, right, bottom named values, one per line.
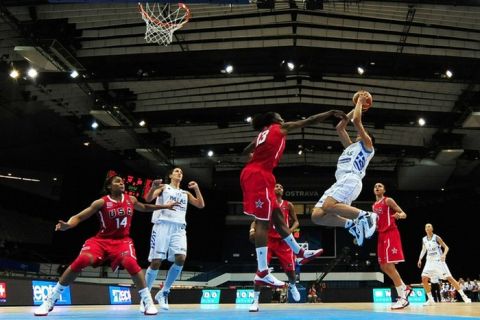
left=253, top=291, right=260, bottom=303
left=396, top=284, right=406, bottom=299
left=282, top=234, right=301, bottom=254
left=256, top=247, right=268, bottom=271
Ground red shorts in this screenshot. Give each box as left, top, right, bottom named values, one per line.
left=377, top=228, right=404, bottom=265
left=240, top=166, right=279, bottom=221
left=267, top=237, right=295, bottom=272
left=79, top=236, right=139, bottom=272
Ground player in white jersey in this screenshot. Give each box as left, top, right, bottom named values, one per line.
left=417, top=223, right=471, bottom=305
left=311, top=91, right=377, bottom=246
left=141, top=167, right=205, bottom=311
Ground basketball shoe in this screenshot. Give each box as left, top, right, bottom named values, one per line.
left=289, top=284, right=301, bottom=302
left=359, top=212, right=377, bottom=239
left=254, top=269, right=285, bottom=287
left=348, top=222, right=365, bottom=246
left=155, top=289, right=170, bottom=310
left=142, top=295, right=158, bottom=315
left=296, top=248, right=324, bottom=265
left=391, top=298, right=409, bottom=310
left=249, top=301, right=259, bottom=312
left=34, top=290, right=60, bottom=316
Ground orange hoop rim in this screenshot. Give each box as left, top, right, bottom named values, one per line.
left=138, top=2, right=191, bottom=29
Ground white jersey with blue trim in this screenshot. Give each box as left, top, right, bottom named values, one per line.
left=151, top=184, right=188, bottom=225
left=423, top=234, right=443, bottom=261
left=335, top=141, right=374, bottom=180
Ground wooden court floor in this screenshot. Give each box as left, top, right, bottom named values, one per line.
left=0, top=303, right=479, bottom=319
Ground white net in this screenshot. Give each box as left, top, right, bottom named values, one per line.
left=139, top=2, right=191, bottom=46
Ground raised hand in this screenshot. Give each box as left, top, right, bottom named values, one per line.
left=55, top=220, right=71, bottom=231
left=151, top=179, right=163, bottom=188
left=187, top=181, right=199, bottom=190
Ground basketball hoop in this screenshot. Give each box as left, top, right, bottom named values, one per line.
left=138, top=2, right=191, bottom=46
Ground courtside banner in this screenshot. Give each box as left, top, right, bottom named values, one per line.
left=200, top=289, right=221, bottom=304
left=108, top=286, right=132, bottom=305
left=235, top=289, right=254, bottom=304
left=32, top=281, right=71, bottom=305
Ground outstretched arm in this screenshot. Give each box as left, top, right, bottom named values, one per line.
left=336, top=109, right=354, bottom=148
left=352, top=93, right=373, bottom=150
left=280, top=110, right=346, bottom=134
left=55, top=199, right=104, bottom=231
left=187, top=181, right=205, bottom=208
left=145, top=179, right=164, bottom=202
left=130, top=195, right=179, bottom=212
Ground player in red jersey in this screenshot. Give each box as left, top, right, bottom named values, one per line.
left=372, top=182, right=411, bottom=310
left=248, top=183, right=300, bottom=312
left=34, top=175, right=178, bottom=317
left=241, top=110, right=345, bottom=289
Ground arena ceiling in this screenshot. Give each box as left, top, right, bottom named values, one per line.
left=1, top=0, right=479, bottom=190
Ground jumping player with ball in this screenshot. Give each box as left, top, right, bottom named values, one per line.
left=311, top=90, right=377, bottom=246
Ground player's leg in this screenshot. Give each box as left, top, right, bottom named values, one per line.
left=275, top=241, right=300, bottom=302
left=270, top=208, right=323, bottom=263
left=312, top=179, right=376, bottom=242
left=34, top=238, right=100, bottom=316
left=446, top=275, right=471, bottom=303
left=146, top=223, right=169, bottom=291
left=156, top=227, right=187, bottom=310
left=422, top=274, right=436, bottom=305
left=124, top=258, right=158, bottom=315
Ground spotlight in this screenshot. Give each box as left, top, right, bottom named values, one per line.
left=9, top=69, right=19, bottom=79
left=357, top=67, right=365, bottom=75
left=70, top=70, right=79, bottom=78
left=298, top=149, right=303, bottom=155
left=287, top=62, right=295, bottom=71
left=83, top=141, right=90, bottom=146
left=207, top=150, right=214, bottom=157
left=91, top=121, right=99, bottom=129
left=445, top=70, right=453, bottom=78
left=139, top=120, right=146, bottom=127
left=245, top=116, right=252, bottom=123
left=225, top=64, right=234, bottom=74
left=418, top=118, right=426, bottom=126
left=27, top=68, right=38, bottom=79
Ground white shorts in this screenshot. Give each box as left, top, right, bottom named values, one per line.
left=422, top=259, right=452, bottom=280
left=315, top=174, right=362, bottom=208
left=148, top=221, right=187, bottom=262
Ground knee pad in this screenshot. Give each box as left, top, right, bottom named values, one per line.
left=122, top=256, right=142, bottom=275
left=70, top=254, right=92, bottom=272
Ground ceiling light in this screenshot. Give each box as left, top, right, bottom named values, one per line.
left=287, top=62, right=295, bottom=71
left=225, top=65, right=234, bottom=74
left=357, top=67, right=365, bottom=75
left=9, top=69, right=19, bottom=79
left=139, top=120, right=146, bottom=127
left=418, top=118, right=426, bottom=126
left=298, top=149, right=303, bottom=155
left=70, top=70, right=79, bottom=78
left=245, top=116, right=252, bottom=123
left=445, top=70, right=453, bottom=78
left=83, top=141, right=90, bottom=146
left=27, top=68, right=38, bottom=79
left=207, top=150, right=214, bottom=157
left=91, top=121, right=99, bottom=129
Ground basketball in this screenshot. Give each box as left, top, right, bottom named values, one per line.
left=352, top=91, right=373, bottom=111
